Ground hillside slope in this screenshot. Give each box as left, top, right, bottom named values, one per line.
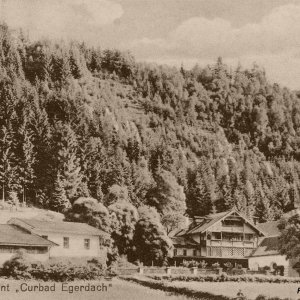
left=0, top=24, right=299, bottom=224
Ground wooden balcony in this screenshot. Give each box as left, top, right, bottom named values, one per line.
left=206, top=246, right=254, bottom=258
left=207, top=240, right=255, bottom=248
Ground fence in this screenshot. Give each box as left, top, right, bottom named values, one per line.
left=116, top=266, right=221, bottom=276
left=115, top=266, right=269, bottom=276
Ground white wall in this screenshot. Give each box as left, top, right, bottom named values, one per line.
left=34, top=231, right=101, bottom=258
left=248, top=255, right=289, bottom=270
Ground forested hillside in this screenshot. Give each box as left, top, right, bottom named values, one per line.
left=1, top=22, right=300, bottom=239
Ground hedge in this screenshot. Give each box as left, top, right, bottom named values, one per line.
left=147, top=273, right=300, bottom=283
left=0, top=252, right=111, bottom=281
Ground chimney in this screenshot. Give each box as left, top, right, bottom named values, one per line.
left=253, top=217, right=259, bottom=225
left=193, top=216, right=206, bottom=225
left=184, top=216, right=193, bottom=227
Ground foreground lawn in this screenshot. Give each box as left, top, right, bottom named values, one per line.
left=0, top=278, right=190, bottom=300
left=167, top=280, right=300, bottom=300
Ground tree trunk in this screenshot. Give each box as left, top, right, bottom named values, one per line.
left=2, top=183, right=4, bottom=203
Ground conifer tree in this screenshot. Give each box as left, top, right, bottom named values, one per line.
left=54, top=123, right=83, bottom=202
left=19, top=127, right=36, bottom=204
left=49, top=175, right=71, bottom=212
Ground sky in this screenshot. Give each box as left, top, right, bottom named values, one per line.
left=1, top=0, right=300, bottom=89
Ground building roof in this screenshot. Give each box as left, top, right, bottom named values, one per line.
left=249, top=236, right=280, bottom=257
left=10, top=218, right=108, bottom=237
left=0, top=225, right=56, bottom=247
left=179, top=210, right=265, bottom=236
left=256, top=221, right=281, bottom=237
left=171, top=236, right=198, bottom=246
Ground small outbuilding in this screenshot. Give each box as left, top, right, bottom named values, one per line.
left=0, top=224, right=56, bottom=265
left=248, top=220, right=300, bottom=277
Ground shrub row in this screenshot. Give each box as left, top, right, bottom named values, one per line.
left=255, top=296, right=290, bottom=300
left=121, top=276, right=293, bottom=300
left=120, top=276, right=231, bottom=300
left=147, top=273, right=300, bottom=283
left=1, top=253, right=111, bottom=281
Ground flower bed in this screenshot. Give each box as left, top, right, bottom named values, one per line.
left=147, top=274, right=300, bottom=283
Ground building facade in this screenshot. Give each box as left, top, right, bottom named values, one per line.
left=8, top=218, right=108, bottom=259
left=171, top=210, right=265, bottom=266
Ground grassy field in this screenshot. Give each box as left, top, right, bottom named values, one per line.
left=166, top=281, right=300, bottom=300
left=0, top=278, right=191, bottom=300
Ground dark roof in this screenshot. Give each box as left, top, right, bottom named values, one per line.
left=13, top=218, right=107, bottom=236
left=181, top=210, right=264, bottom=236
left=249, top=236, right=280, bottom=257
left=172, top=236, right=198, bottom=246
left=0, top=225, right=56, bottom=247
left=257, top=221, right=281, bottom=237
left=183, top=211, right=229, bottom=235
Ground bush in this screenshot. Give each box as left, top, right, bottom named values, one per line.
left=2, top=253, right=107, bottom=281
left=199, top=260, right=207, bottom=269
left=146, top=274, right=300, bottom=284
left=211, top=262, right=220, bottom=269
left=224, top=262, right=233, bottom=270
left=263, top=266, right=271, bottom=271
left=1, top=250, right=32, bottom=279
left=255, top=296, right=290, bottom=300
left=182, top=260, right=199, bottom=268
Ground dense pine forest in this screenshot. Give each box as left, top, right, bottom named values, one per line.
left=1, top=23, right=300, bottom=263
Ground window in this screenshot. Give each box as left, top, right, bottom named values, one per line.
left=212, top=232, right=221, bottom=240
left=183, top=249, right=187, bottom=256
left=41, top=235, right=48, bottom=240
left=63, top=237, right=69, bottom=249
left=173, top=249, right=177, bottom=256
left=193, top=249, right=197, bottom=256
left=84, top=239, right=90, bottom=250
left=244, top=234, right=254, bottom=241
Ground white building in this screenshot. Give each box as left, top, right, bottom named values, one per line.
left=8, top=218, right=108, bottom=259
left=248, top=220, right=300, bottom=277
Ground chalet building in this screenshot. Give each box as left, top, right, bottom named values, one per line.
left=171, top=210, right=265, bottom=266
left=0, top=224, right=56, bottom=265
left=8, top=218, right=108, bottom=259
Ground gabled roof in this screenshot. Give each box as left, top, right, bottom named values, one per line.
left=9, top=218, right=108, bottom=237
left=180, top=210, right=265, bottom=236
left=0, top=225, right=56, bottom=247
left=249, top=236, right=281, bottom=257
left=256, top=221, right=281, bottom=237
left=185, top=211, right=229, bottom=235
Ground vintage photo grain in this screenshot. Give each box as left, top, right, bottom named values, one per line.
left=0, top=0, right=300, bottom=299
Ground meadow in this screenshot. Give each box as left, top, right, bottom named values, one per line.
left=0, top=278, right=190, bottom=300
left=163, top=280, right=300, bottom=300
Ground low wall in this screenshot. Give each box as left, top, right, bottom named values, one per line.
left=116, top=267, right=220, bottom=276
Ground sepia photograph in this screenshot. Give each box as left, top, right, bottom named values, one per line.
left=0, top=0, right=300, bottom=299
